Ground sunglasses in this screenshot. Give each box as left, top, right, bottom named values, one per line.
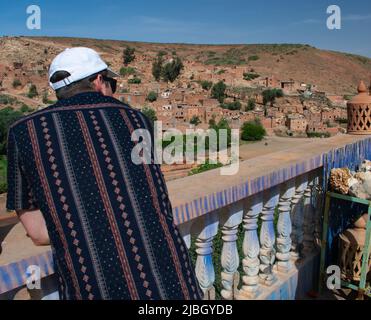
left=102, top=75, right=117, bottom=94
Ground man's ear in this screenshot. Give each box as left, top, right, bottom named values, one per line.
left=92, top=74, right=104, bottom=92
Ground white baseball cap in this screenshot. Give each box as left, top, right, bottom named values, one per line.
left=49, top=47, right=118, bottom=90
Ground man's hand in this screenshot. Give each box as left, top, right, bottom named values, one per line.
left=16, top=209, right=50, bottom=246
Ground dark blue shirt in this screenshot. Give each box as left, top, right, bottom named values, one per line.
left=6, top=92, right=202, bottom=300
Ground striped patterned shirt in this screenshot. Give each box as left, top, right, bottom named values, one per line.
left=6, top=92, right=202, bottom=300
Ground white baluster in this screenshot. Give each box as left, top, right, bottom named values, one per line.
left=259, top=186, right=280, bottom=286
left=220, top=203, right=243, bottom=300
left=313, top=174, right=323, bottom=248
left=178, top=221, right=193, bottom=250
left=291, top=175, right=308, bottom=260
left=194, top=213, right=219, bottom=300
left=303, top=174, right=316, bottom=255
left=275, top=179, right=295, bottom=273
left=237, top=193, right=263, bottom=299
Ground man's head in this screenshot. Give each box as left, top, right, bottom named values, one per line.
left=49, top=47, right=118, bottom=100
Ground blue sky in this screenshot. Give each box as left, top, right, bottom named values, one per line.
left=1, top=0, right=371, bottom=57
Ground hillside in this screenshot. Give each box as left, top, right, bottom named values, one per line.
left=0, top=36, right=371, bottom=106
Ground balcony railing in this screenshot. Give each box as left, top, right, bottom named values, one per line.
left=1, top=134, right=371, bottom=300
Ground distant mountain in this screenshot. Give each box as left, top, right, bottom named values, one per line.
left=0, top=36, right=370, bottom=98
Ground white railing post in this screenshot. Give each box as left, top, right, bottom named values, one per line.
left=313, top=174, right=324, bottom=248
left=193, top=212, right=219, bottom=300
left=237, top=193, right=263, bottom=299
left=291, top=175, right=308, bottom=260
left=303, top=174, right=316, bottom=255
left=259, top=186, right=280, bottom=286
left=275, top=179, right=295, bottom=273
left=220, top=203, right=243, bottom=300
left=178, top=221, right=193, bottom=250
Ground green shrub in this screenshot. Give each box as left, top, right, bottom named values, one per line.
left=190, top=116, right=201, bottom=126
left=27, top=84, right=38, bottom=98
left=211, top=81, right=227, bottom=103
left=243, top=73, right=260, bottom=81
left=146, top=91, right=158, bottom=102
left=241, top=119, right=266, bottom=141
left=189, top=160, right=223, bottom=175
left=20, top=104, right=31, bottom=113
left=0, top=94, right=16, bottom=105
left=262, top=88, right=283, bottom=105
left=123, top=46, right=135, bottom=65
left=246, top=98, right=256, bottom=111
left=128, top=77, right=141, bottom=84
left=248, top=55, right=260, bottom=61
left=119, top=67, right=136, bottom=77
left=307, top=131, right=331, bottom=138
left=161, top=56, right=184, bottom=82
left=12, top=79, right=22, bottom=88
left=141, top=107, right=157, bottom=125
left=221, top=101, right=241, bottom=110
left=200, top=80, right=213, bottom=91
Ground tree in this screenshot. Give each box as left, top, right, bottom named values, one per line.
left=161, top=56, right=184, bottom=82
left=246, top=98, right=256, bottom=111
left=221, top=100, right=241, bottom=110
left=241, top=119, right=266, bottom=141
left=147, top=91, right=158, bottom=102
left=262, top=88, right=283, bottom=105
left=128, top=76, right=141, bottom=84
left=207, top=118, right=231, bottom=150
left=27, top=84, right=38, bottom=98
left=200, top=80, right=213, bottom=91
left=123, top=46, right=135, bottom=65
left=141, top=107, right=157, bottom=126
left=190, top=116, right=201, bottom=126
left=0, top=107, right=23, bottom=155
left=152, top=53, right=164, bottom=81
left=12, top=79, right=21, bottom=88
left=211, top=81, right=227, bottom=103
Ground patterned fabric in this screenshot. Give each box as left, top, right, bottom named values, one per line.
left=6, top=92, right=203, bottom=300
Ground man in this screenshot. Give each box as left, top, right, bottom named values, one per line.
left=6, top=47, right=202, bottom=300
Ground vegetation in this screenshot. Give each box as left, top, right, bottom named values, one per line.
left=246, top=98, right=256, bottom=111
left=207, top=118, right=232, bottom=150
left=141, top=107, right=157, bottom=126
left=0, top=155, right=7, bottom=193
left=189, top=115, right=201, bottom=126
left=262, top=88, right=283, bottom=105
left=0, top=94, right=17, bottom=105
left=12, top=79, right=22, bottom=88
left=152, top=52, right=164, bottom=81
left=127, top=76, right=141, bottom=84
left=27, top=84, right=38, bottom=98
left=243, top=73, right=260, bottom=81
left=241, top=119, right=266, bottom=141
left=205, top=48, right=246, bottom=66
left=20, top=104, right=32, bottom=113
left=123, top=46, right=136, bottom=65
left=248, top=55, right=260, bottom=61
left=0, top=107, right=23, bottom=155
left=146, top=91, right=158, bottom=102
left=119, top=66, right=136, bottom=77
left=221, top=100, right=241, bottom=110
left=161, top=56, right=184, bottom=82
left=307, top=131, right=331, bottom=138
left=200, top=80, right=213, bottom=91
left=189, top=160, right=223, bottom=175
left=211, top=81, right=227, bottom=103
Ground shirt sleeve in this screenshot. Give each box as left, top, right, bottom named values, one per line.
left=6, top=127, right=38, bottom=212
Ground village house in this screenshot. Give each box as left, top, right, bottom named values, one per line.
left=287, top=116, right=308, bottom=132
